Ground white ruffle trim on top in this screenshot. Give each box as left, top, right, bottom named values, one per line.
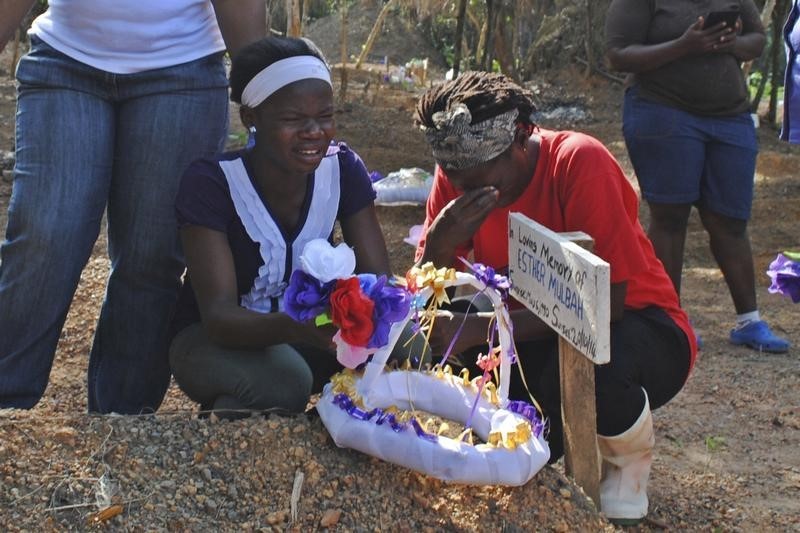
left=220, top=155, right=340, bottom=314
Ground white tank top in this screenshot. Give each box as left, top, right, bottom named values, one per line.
left=30, top=0, right=226, bottom=74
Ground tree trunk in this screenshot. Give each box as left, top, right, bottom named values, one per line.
left=767, top=0, right=787, bottom=125
left=751, top=59, right=771, bottom=113
left=467, top=3, right=482, bottom=35
left=511, top=1, right=522, bottom=73
left=583, top=0, right=594, bottom=76
left=743, top=0, right=777, bottom=78
left=494, top=4, right=517, bottom=80
left=476, top=16, right=488, bottom=70
left=338, top=1, right=349, bottom=103
left=522, top=0, right=611, bottom=77
left=355, top=0, right=397, bottom=69
left=286, top=0, right=302, bottom=37
left=452, top=0, right=469, bottom=77
left=9, top=28, right=21, bottom=77
left=481, top=0, right=497, bottom=70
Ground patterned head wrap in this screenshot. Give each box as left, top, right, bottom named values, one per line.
left=420, top=103, right=519, bottom=170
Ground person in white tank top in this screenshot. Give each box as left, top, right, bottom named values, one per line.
left=0, top=1, right=265, bottom=414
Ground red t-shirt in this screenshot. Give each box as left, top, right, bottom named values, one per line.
left=416, top=129, right=697, bottom=369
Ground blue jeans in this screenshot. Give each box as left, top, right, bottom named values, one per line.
left=0, top=37, right=229, bottom=413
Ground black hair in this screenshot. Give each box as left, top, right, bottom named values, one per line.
left=229, top=36, right=329, bottom=104
left=415, top=71, right=537, bottom=129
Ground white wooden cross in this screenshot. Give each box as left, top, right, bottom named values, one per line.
left=507, top=213, right=610, bottom=506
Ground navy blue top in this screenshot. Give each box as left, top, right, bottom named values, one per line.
left=170, top=142, right=376, bottom=337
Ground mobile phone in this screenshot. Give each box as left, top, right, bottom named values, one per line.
left=703, top=10, right=740, bottom=30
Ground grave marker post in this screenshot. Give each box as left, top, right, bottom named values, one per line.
left=508, top=213, right=610, bottom=507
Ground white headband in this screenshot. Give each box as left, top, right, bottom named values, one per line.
left=241, top=55, right=332, bottom=108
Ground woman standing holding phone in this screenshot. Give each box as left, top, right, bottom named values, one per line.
left=605, top=1, right=790, bottom=353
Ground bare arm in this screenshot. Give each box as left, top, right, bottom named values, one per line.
left=728, top=20, right=766, bottom=61
left=210, top=0, right=266, bottom=58
left=417, top=186, right=498, bottom=267
left=430, top=283, right=628, bottom=355
left=181, top=225, right=333, bottom=350
left=0, top=0, right=36, bottom=52
left=729, top=32, right=765, bottom=61
left=339, top=204, right=392, bottom=275
left=607, top=18, right=735, bottom=73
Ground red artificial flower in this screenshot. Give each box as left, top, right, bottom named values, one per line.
left=329, top=277, right=375, bottom=346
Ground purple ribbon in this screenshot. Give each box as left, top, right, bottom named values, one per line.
left=506, top=400, right=546, bottom=437
left=438, top=292, right=480, bottom=367
left=458, top=258, right=512, bottom=301
left=331, top=393, right=438, bottom=442
left=464, top=372, right=489, bottom=432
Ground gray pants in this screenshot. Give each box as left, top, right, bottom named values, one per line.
left=169, top=324, right=341, bottom=414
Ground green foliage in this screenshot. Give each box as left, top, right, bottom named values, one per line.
left=325, top=0, right=358, bottom=17
left=704, top=435, right=726, bottom=453
left=749, top=71, right=785, bottom=103
left=430, top=11, right=459, bottom=67
left=227, top=131, right=249, bottom=150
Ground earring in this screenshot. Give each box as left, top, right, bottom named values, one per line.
left=246, top=126, right=256, bottom=149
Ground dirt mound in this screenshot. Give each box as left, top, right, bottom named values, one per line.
left=0, top=411, right=609, bottom=530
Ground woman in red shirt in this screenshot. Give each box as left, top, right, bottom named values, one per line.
left=414, top=72, right=696, bottom=524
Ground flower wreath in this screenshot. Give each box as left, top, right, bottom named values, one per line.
left=284, top=239, right=550, bottom=486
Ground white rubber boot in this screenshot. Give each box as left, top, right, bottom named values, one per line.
left=597, top=389, right=654, bottom=524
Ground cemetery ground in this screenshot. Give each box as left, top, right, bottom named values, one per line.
left=0, top=49, right=799, bottom=531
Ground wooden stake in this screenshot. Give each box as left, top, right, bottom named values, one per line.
left=559, top=337, right=601, bottom=507
left=559, top=234, right=601, bottom=507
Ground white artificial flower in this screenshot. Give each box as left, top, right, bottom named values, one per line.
left=403, top=224, right=424, bottom=247
left=300, top=239, right=356, bottom=282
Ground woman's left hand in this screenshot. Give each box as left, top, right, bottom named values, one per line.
left=710, top=19, right=740, bottom=54
left=297, top=321, right=338, bottom=351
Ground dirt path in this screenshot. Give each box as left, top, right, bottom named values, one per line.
left=0, top=49, right=798, bottom=530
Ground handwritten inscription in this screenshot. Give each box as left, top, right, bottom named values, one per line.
left=508, top=214, right=610, bottom=364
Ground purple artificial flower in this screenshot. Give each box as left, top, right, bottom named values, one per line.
left=460, top=258, right=511, bottom=300
left=362, top=274, right=412, bottom=348
left=283, top=270, right=334, bottom=322
left=357, top=273, right=379, bottom=294
left=767, top=253, right=800, bottom=303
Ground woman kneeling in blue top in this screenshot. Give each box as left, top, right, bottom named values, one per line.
left=169, top=37, right=391, bottom=418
